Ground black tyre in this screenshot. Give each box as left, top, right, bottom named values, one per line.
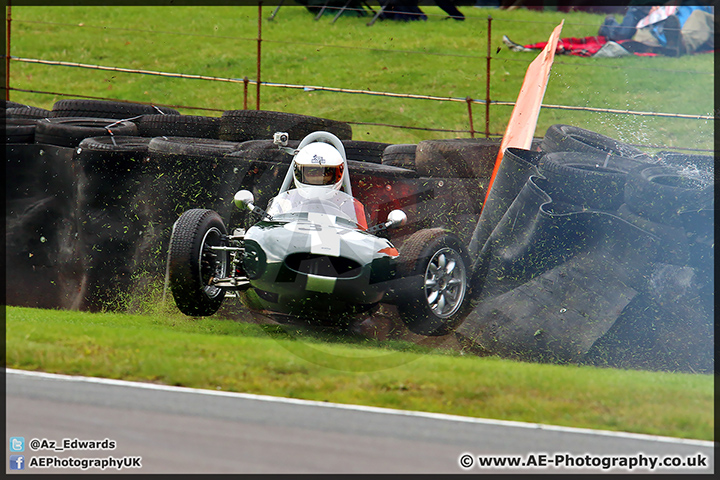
left=624, top=164, right=714, bottom=227
left=538, top=151, right=651, bottom=211
left=135, top=114, right=221, bottom=139
left=654, top=151, right=714, bottom=181
left=50, top=99, right=179, bottom=119
left=168, top=209, right=229, bottom=316
left=382, top=143, right=417, bottom=169
left=34, top=117, right=138, bottom=147
left=2, top=100, right=30, bottom=110
left=540, top=124, right=652, bottom=161
left=5, top=106, right=52, bottom=119
left=5, top=118, right=38, bottom=143
left=227, top=139, right=301, bottom=164
left=228, top=139, right=387, bottom=164
left=347, top=159, right=417, bottom=178
left=78, top=135, right=151, bottom=154
left=74, top=136, right=150, bottom=213
left=395, top=228, right=471, bottom=336
left=415, top=138, right=503, bottom=178
left=219, top=110, right=352, bottom=142
left=147, top=136, right=241, bottom=157
left=341, top=140, right=389, bottom=163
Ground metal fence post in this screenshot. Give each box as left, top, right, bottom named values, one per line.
left=256, top=2, right=262, bottom=110
left=5, top=0, right=11, bottom=101
left=485, top=15, right=492, bottom=138
left=243, top=76, right=249, bottom=110
left=466, top=97, right=475, bottom=138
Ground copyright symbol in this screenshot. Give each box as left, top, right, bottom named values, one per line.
left=459, top=453, right=474, bottom=469
left=30, top=439, right=41, bottom=451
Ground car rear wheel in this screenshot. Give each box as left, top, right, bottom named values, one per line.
left=395, top=228, right=471, bottom=336
left=168, top=209, right=229, bottom=316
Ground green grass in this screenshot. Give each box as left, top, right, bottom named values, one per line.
left=7, top=4, right=713, bottom=150
left=5, top=305, right=714, bottom=441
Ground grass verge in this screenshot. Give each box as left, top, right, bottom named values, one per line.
left=9, top=5, right=713, bottom=149
left=5, top=305, right=713, bottom=441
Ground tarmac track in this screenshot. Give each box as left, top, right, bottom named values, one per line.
left=5, top=369, right=714, bottom=474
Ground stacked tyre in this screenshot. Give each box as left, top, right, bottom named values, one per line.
left=4, top=101, right=51, bottom=144
left=538, top=124, right=656, bottom=212
left=538, top=124, right=714, bottom=371
left=621, top=159, right=714, bottom=273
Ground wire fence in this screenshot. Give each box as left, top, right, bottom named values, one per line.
left=4, top=5, right=715, bottom=152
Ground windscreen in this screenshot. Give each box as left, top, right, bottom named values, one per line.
left=266, top=189, right=362, bottom=225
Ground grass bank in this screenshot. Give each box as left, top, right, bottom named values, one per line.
left=8, top=5, right=713, bottom=150
left=5, top=305, right=713, bottom=441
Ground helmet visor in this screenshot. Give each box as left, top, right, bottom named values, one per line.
left=294, top=164, right=344, bottom=186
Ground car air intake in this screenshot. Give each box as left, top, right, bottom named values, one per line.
left=284, top=253, right=361, bottom=279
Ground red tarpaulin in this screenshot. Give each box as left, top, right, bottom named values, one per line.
left=525, top=35, right=609, bottom=57
left=521, top=35, right=713, bottom=57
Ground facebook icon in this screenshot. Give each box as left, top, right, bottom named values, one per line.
left=9, top=455, right=24, bottom=470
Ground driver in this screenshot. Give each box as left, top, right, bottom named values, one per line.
left=293, top=141, right=345, bottom=190
left=290, top=141, right=368, bottom=230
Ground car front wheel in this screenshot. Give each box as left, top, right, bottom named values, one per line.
left=168, top=209, right=229, bottom=316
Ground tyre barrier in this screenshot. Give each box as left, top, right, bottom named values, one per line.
left=415, top=137, right=500, bottom=178
left=414, top=137, right=542, bottom=178
left=623, top=162, right=714, bottom=283
left=219, top=109, right=353, bottom=142
left=5, top=105, right=713, bottom=372
left=624, top=163, right=714, bottom=227
left=5, top=118, right=39, bottom=144
left=467, top=147, right=545, bottom=261
left=540, top=123, right=653, bottom=162
left=537, top=151, right=652, bottom=211
left=147, top=135, right=243, bottom=158
left=34, top=117, right=139, bottom=148
left=2, top=100, right=31, bottom=109
left=341, top=140, right=389, bottom=164
left=5, top=105, right=52, bottom=119
left=227, top=139, right=389, bottom=165
left=381, top=143, right=417, bottom=169
left=457, top=133, right=713, bottom=373
left=135, top=114, right=221, bottom=139
left=49, top=98, right=180, bottom=119
left=653, top=151, right=714, bottom=180
left=228, top=138, right=301, bottom=164
left=69, top=136, right=153, bottom=310
left=6, top=143, right=79, bottom=310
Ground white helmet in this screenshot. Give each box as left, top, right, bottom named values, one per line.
left=292, top=141, right=345, bottom=190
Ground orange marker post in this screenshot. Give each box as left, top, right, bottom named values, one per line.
left=482, top=21, right=564, bottom=211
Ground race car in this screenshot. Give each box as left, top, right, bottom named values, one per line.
left=167, top=131, right=472, bottom=335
